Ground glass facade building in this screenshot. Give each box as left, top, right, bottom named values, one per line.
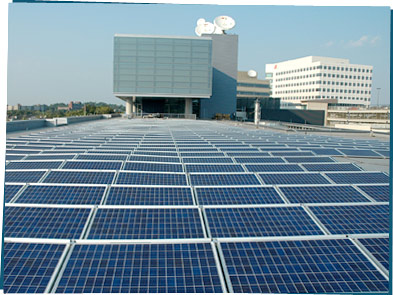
left=113, top=35, right=213, bottom=98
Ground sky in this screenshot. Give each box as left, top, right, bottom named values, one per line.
left=7, top=3, right=391, bottom=106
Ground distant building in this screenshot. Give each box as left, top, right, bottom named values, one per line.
left=266, top=56, right=373, bottom=109
left=7, top=104, right=47, bottom=112
left=68, top=101, right=83, bottom=110
left=7, top=104, right=21, bottom=111
left=236, top=70, right=279, bottom=120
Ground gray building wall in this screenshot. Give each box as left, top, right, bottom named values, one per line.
left=200, top=34, right=238, bottom=119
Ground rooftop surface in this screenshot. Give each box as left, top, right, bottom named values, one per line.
left=3, top=118, right=390, bottom=293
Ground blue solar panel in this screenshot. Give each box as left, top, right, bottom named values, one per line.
left=338, top=149, right=381, bottom=157
left=279, top=186, right=370, bottom=203
left=4, top=184, right=24, bottom=202
left=6, top=155, right=26, bottom=161
left=190, top=173, right=261, bottom=186
left=116, top=172, right=187, bottom=186
left=357, top=185, right=389, bottom=202
left=308, top=148, right=343, bottom=156
left=180, top=152, right=226, bottom=157
left=6, top=161, right=63, bottom=170
left=246, top=164, right=303, bottom=172
left=54, top=243, right=223, bottom=293
left=185, top=164, right=245, bottom=173
left=220, top=239, right=389, bottom=293
left=123, top=162, right=183, bottom=172
left=310, top=204, right=389, bottom=234
left=271, top=151, right=315, bottom=157
left=106, top=186, right=193, bottom=205
left=326, top=172, right=389, bottom=184
left=133, top=151, right=179, bottom=156
left=5, top=206, right=91, bottom=239
left=285, top=157, right=335, bottom=163
left=178, top=148, right=218, bottom=152
left=44, top=171, right=115, bottom=184
left=88, top=208, right=204, bottom=239
left=182, top=157, right=234, bottom=164
left=62, top=161, right=122, bottom=170
left=25, top=154, right=76, bottom=160
left=195, top=187, right=284, bottom=205
left=15, top=185, right=106, bottom=205
left=303, top=163, right=362, bottom=172
left=5, top=171, right=46, bottom=183
left=76, top=154, right=128, bottom=161
left=225, top=152, right=270, bottom=157
left=259, top=173, right=330, bottom=185
left=128, top=155, right=180, bottom=163
left=205, top=207, right=323, bottom=238
left=86, top=150, right=130, bottom=154
left=234, top=157, right=285, bottom=164
left=374, top=150, right=389, bottom=157
left=358, top=238, right=389, bottom=271
left=4, top=242, right=66, bottom=294
left=219, top=148, right=260, bottom=152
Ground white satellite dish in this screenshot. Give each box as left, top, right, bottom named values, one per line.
left=247, top=70, right=258, bottom=78
left=195, top=25, right=203, bottom=37
left=200, top=22, right=215, bottom=35
left=197, top=18, right=206, bottom=26
left=213, top=25, right=223, bottom=34
left=214, top=16, right=236, bottom=31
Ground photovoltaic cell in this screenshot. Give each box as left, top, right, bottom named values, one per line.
left=116, top=172, right=187, bottom=186
left=234, top=157, right=285, bottom=164
left=338, top=149, right=381, bottom=157
left=62, top=161, right=122, bottom=170
left=54, top=243, right=223, bottom=293
left=284, top=157, right=335, bottom=163
left=279, top=186, right=370, bottom=203
left=4, top=243, right=66, bottom=294
left=106, top=186, right=193, bottom=205
left=15, top=185, right=106, bottom=205
left=271, top=151, right=315, bottom=157
left=4, top=206, right=91, bottom=239
left=310, top=204, right=389, bottom=234
left=259, top=173, right=330, bottom=185
left=6, top=155, right=26, bottom=161
left=326, top=172, right=389, bottom=184
left=44, top=171, right=115, bottom=184
left=76, top=154, right=127, bottom=161
left=356, top=185, right=389, bottom=202
left=190, top=174, right=261, bottom=186
left=4, top=184, right=24, bottom=202
left=357, top=238, right=389, bottom=270
left=123, top=162, right=183, bottom=172
left=224, top=152, right=270, bottom=157
left=182, top=157, right=234, bottom=164
left=302, top=163, right=362, bottom=172
left=87, top=208, right=204, bottom=239
left=25, top=154, right=76, bottom=160
left=308, top=148, right=343, bottom=156
left=245, top=164, right=303, bottom=172
left=6, top=161, right=63, bottom=170
left=205, top=207, right=323, bottom=238
left=220, top=239, right=389, bottom=293
left=5, top=171, right=46, bottom=183
left=195, top=187, right=284, bottom=205
left=185, top=164, right=245, bottom=173
left=129, top=155, right=180, bottom=163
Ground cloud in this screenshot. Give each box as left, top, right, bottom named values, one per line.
left=324, top=41, right=334, bottom=47
left=346, top=35, right=380, bottom=48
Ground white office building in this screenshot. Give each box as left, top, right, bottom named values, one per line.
left=265, top=56, right=373, bottom=109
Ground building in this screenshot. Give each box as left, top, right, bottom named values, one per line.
left=68, top=101, right=83, bottom=110
left=265, top=56, right=373, bottom=109
left=236, top=70, right=279, bottom=120
left=7, top=104, right=48, bottom=112
left=113, top=34, right=238, bottom=119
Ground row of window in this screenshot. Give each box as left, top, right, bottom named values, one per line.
left=322, top=73, right=371, bottom=80
left=237, top=91, right=270, bottom=96
left=281, top=96, right=370, bottom=101
left=276, top=73, right=371, bottom=82
left=277, top=89, right=371, bottom=95
left=237, top=83, right=269, bottom=88
left=276, top=65, right=372, bottom=76
left=276, top=81, right=371, bottom=88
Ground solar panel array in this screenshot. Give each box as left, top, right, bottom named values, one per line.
left=4, top=119, right=390, bottom=293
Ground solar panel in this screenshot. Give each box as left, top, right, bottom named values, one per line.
left=325, top=172, right=389, bottom=184
left=43, top=171, right=115, bottom=184
left=284, top=157, right=335, bottom=163
left=5, top=170, right=47, bottom=183
left=128, top=155, right=180, bottom=163
left=259, top=173, right=330, bottom=185
left=106, top=186, right=193, bottom=205
left=4, top=242, right=66, bottom=294
left=245, top=164, right=303, bottom=172
left=62, top=161, right=122, bottom=170
left=374, top=150, right=389, bottom=157
left=6, top=161, right=63, bottom=170
left=185, top=164, right=245, bottom=173
left=15, top=185, right=106, bottom=205
left=195, top=187, right=284, bottom=205
left=182, top=157, right=234, bottom=164
left=225, top=152, right=270, bottom=157
left=220, top=239, right=389, bottom=293
left=87, top=208, right=204, bottom=239
left=205, top=207, right=323, bottom=238
left=234, top=157, right=285, bottom=164
left=54, top=243, right=223, bottom=293
left=4, top=184, right=24, bottom=202
left=6, top=155, right=26, bottom=161
left=338, top=149, right=381, bottom=157
left=190, top=173, right=261, bottom=186
left=4, top=206, right=91, bottom=239
left=357, top=237, right=389, bottom=271
left=310, top=204, right=389, bottom=234
left=271, top=151, right=315, bottom=157
left=356, top=185, right=389, bottom=202
left=123, top=162, right=183, bottom=172
left=279, top=185, right=370, bottom=203
left=25, top=154, right=76, bottom=160
left=308, top=148, right=343, bottom=156
left=133, top=151, right=179, bottom=157
left=302, top=163, right=362, bottom=172
left=116, top=172, right=188, bottom=186
left=76, top=154, right=128, bottom=161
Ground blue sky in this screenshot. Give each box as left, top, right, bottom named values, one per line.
left=7, top=3, right=391, bottom=105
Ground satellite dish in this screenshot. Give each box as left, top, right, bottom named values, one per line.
left=214, top=16, right=236, bottom=31
left=213, top=25, right=223, bottom=34
left=248, top=70, right=258, bottom=78
left=197, top=18, right=206, bottom=26
left=200, top=22, right=215, bottom=35
left=195, top=25, right=203, bottom=36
